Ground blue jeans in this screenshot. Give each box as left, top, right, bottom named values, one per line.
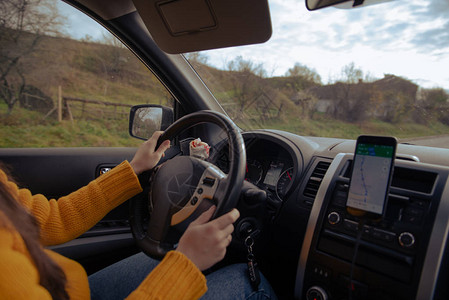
left=89, top=252, right=277, bottom=300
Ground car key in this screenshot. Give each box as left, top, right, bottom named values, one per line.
left=245, top=236, right=261, bottom=290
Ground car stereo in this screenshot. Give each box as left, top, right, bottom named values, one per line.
left=295, top=153, right=449, bottom=300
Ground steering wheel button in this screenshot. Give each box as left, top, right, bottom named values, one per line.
left=198, top=188, right=203, bottom=194
left=203, top=177, right=216, bottom=186
left=191, top=196, right=199, bottom=205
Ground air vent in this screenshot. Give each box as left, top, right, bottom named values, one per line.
left=344, top=160, right=437, bottom=194
left=303, top=161, right=331, bottom=199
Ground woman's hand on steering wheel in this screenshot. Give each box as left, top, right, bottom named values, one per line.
left=177, top=206, right=240, bottom=271
left=130, top=131, right=171, bottom=175
left=130, top=111, right=246, bottom=259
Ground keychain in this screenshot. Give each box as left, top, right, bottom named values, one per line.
left=245, top=235, right=261, bottom=291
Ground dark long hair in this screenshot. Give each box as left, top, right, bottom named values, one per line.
left=0, top=172, right=69, bottom=300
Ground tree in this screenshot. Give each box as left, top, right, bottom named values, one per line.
left=226, top=56, right=266, bottom=116
left=374, top=75, right=417, bottom=123
left=92, top=33, right=129, bottom=95
left=380, top=90, right=410, bottom=123
left=328, top=62, right=370, bottom=122
left=341, top=62, right=363, bottom=84
left=283, top=63, right=321, bottom=118
left=224, top=56, right=291, bottom=122
left=0, top=0, right=63, bottom=114
left=100, top=33, right=127, bottom=75
left=285, top=62, right=321, bottom=86
left=415, top=87, right=449, bottom=125
left=184, top=52, right=209, bottom=66
left=421, top=88, right=448, bottom=109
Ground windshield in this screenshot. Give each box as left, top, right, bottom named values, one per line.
left=185, top=0, right=449, bottom=148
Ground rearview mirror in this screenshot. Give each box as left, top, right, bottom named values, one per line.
left=306, top=0, right=392, bottom=10
left=129, top=105, right=174, bottom=140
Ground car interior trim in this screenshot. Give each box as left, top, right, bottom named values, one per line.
left=68, top=0, right=136, bottom=20
left=295, top=152, right=449, bottom=299
left=294, top=152, right=347, bottom=298
left=416, top=176, right=449, bottom=299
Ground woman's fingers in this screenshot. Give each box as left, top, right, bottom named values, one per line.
left=130, top=131, right=170, bottom=174
left=156, top=140, right=170, bottom=157
left=211, top=208, right=240, bottom=229
left=177, top=207, right=240, bottom=271
left=191, top=206, right=216, bottom=226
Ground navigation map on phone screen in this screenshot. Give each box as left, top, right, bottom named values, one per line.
left=347, top=141, right=395, bottom=215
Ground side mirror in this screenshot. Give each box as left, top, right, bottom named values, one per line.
left=129, top=105, right=174, bottom=140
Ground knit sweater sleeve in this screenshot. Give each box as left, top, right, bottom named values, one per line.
left=1, top=161, right=142, bottom=246
left=127, top=251, right=207, bottom=300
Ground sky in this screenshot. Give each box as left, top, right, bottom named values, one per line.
left=58, top=0, right=449, bottom=90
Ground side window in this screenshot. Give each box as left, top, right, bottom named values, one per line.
left=0, top=1, right=173, bottom=147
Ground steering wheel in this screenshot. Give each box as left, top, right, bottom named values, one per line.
left=130, top=110, right=246, bottom=259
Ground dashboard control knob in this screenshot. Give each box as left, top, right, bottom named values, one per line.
left=306, top=286, right=328, bottom=300
left=328, top=211, right=341, bottom=225
left=398, top=232, right=415, bottom=247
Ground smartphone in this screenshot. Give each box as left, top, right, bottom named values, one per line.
left=346, top=135, right=397, bottom=218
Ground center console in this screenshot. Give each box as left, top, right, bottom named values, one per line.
left=295, top=153, right=449, bottom=300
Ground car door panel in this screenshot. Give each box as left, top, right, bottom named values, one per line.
left=0, top=147, right=141, bottom=274
left=0, top=148, right=137, bottom=198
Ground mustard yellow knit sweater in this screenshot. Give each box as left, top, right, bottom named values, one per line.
left=0, top=161, right=207, bottom=299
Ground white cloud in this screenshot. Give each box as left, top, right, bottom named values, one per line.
left=203, top=0, right=449, bottom=89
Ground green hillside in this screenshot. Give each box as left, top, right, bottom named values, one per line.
left=15, top=34, right=168, bottom=104
left=1, top=32, right=171, bottom=147
left=1, top=32, right=449, bottom=148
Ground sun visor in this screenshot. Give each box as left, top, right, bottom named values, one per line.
left=132, top=0, right=272, bottom=54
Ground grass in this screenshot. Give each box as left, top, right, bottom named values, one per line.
left=2, top=102, right=449, bottom=148
left=241, top=113, right=449, bottom=140
left=0, top=106, right=141, bottom=148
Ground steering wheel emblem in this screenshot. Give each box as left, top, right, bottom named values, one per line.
left=167, top=173, right=194, bottom=207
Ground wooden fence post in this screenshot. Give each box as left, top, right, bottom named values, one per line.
left=58, top=86, right=62, bottom=122
left=65, top=99, right=74, bottom=123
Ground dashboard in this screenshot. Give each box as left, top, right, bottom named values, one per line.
left=211, top=132, right=304, bottom=205
left=209, top=129, right=449, bottom=300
